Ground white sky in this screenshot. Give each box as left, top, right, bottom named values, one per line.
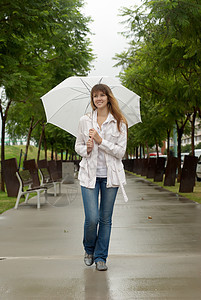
left=83, top=0, right=142, bottom=77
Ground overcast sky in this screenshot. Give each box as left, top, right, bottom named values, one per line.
left=83, top=0, right=142, bottom=77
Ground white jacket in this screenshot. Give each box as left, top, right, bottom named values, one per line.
left=75, top=110, right=128, bottom=202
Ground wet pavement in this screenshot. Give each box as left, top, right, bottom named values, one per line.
left=0, top=173, right=201, bottom=299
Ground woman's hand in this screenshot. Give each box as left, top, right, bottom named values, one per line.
left=87, top=138, right=94, bottom=154
left=89, top=129, right=102, bottom=145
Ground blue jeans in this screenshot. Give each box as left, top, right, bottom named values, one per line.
left=81, top=178, right=118, bottom=263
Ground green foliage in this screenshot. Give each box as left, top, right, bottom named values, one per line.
left=0, top=0, right=94, bottom=155
left=40, top=124, right=76, bottom=154
left=195, top=142, right=201, bottom=149
left=6, top=98, right=45, bottom=139
left=181, top=144, right=191, bottom=153
left=116, top=0, right=201, bottom=152
left=0, top=0, right=94, bottom=98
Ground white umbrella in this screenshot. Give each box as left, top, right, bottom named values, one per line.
left=41, top=76, right=141, bottom=137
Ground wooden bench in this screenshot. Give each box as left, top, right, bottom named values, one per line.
left=39, top=167, right=61, bottom=197
left=15, top=170, right=48, bottom=209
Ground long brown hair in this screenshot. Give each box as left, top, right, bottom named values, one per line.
left=90, top=84, right=128, bottom=132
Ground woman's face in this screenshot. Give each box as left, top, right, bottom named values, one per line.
left=93, top=90, right=108, bottom=109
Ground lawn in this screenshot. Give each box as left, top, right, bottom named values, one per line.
left=1, top=145, right=53, bottom=168
left=0, top=191, right=20, bottom=214
left=127, top=171, right=201, bottom=204
left=0, top=145, right=55, bottom=214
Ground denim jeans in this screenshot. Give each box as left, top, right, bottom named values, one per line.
left=81, top=178, right=118, bottom=263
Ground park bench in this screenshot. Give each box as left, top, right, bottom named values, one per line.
left=24, top=159, right=62, bottom=197
left=15, top=169, right=48, bottom=209
left=39, top=167, right=61, bottom=197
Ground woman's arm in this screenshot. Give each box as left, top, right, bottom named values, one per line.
left=75, top=118, right=91, bottom=158
left=98, top=122, right=127, bottom=159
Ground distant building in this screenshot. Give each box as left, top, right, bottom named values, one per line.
left=165, top=119, right=201, bottom=152
left=181, top=119, right=201, bottom=147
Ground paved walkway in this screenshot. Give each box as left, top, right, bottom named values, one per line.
left=0, top=173, right=201, bottom=299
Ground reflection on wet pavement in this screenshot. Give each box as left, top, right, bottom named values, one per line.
left=0, top=175, right=201, bottom=299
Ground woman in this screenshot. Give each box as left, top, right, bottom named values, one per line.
left=75, top=83, right=128, bottom=271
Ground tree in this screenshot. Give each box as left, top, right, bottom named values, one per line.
left=0, top=0, right=94, bottom=190
left=116, top=43, right=176, bottom=157
left=37, top=124, right=76, bottom=161
left=116, top=0, right=201, bottom=178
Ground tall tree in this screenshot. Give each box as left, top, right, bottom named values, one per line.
left=116, top=0, right=201, bottom=168
left=0, top=0, right=94, bottom=190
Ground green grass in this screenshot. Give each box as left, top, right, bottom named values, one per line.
left=1, top=145, right=53, bottom=168
left=0, top=145, right=57, bottom=214
left=127, top=171, right=201, bottom=204
left=0, top=191, right=38, bottom=214
left=0, top=191, right=20, bottom=214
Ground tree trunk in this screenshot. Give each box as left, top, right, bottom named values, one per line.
left=166, top=129, right=170, bottom=158
left=24, top=117, right=34, bottom=162
left=37, top=123, right=45, bottom=163
left=176, top=116, right=190, bottom=182
left=51, top=145, right=54, bottom=160
left=190, top=109, right=197, bottom=156
left=145, top=141, right=149, bottom=158
left=177, top=127, right=183, bottom=182
left=176, top=122, right=187, bottom=181
left=142, top=144, right=145, bottom=158
left=61, top=149, right=63, bottom=161
left=139, top=144, right=142, bottom=159
left=0, top=99, right=12, bottom=192
left=1, top=117, right=6, bottom=192
left=65, top=149, right=68, bottom=161
left=155, top=139, right=159, bottom=157
left=43, top=128, right=47, bottom=160
left=136, top=147, right=139, bottom=159
left=24, top=117, right=40, bottom=162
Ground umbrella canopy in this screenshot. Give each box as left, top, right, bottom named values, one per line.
left=41, top=76, right=141, bottom=137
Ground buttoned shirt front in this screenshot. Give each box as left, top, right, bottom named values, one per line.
left=95, top=110, right=111, bottom=177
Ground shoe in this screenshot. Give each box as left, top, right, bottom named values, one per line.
left=84, top=252, right=94, bottom=266
left=96, top=261, right=108, bottom=271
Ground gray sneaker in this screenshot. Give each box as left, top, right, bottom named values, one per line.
left=96, top=261, right=108, bottom=271
left=84, top=252, right=94, bottom=266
